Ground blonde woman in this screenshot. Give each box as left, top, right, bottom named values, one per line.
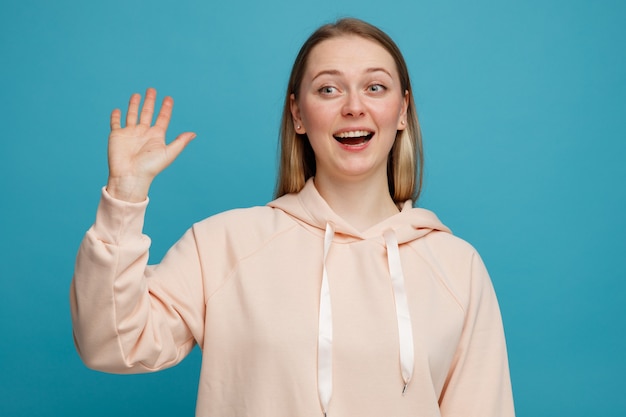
left=71, top=18, right=515, bottom=417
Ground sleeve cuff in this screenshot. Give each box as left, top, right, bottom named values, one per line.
left=92, top=186, right=150, bottom=245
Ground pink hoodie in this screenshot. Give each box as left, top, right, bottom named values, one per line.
left=71, top=178, right=515, bottom=416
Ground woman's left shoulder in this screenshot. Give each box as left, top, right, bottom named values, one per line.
left=421, top=229, right=480, bottom=256
left=405, top=227, right=486, bottom=280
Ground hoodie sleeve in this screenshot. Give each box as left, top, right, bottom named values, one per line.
left=69, top=188, right=205, bottom=373
left=438, top=251, right=515, bottom=416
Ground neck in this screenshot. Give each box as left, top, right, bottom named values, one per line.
left=314, top=173, right=399, bottom=231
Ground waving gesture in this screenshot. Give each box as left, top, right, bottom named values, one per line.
left=106, top=88, right=196, bottom=202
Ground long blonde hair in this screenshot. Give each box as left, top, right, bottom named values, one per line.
left=275, top=18, right=423, bottom=204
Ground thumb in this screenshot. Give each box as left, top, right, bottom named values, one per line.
left=164, top=132, right=197, bottom=164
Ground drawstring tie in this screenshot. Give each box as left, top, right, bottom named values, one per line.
left=383, top=229, right=415, bottom=392
left=318, top=223, right=334, bottom=416
left=317, top=225, right=415, bottom=416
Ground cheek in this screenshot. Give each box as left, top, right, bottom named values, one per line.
left=302, top=107, right=332, bottom=133
left=380, top=100, right=404, bottom=123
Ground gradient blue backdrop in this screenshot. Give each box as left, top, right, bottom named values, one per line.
left=1, top=0, right=624, bottom=415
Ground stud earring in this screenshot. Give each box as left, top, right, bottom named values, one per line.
left=296, top=125, right=301, bottom=130
left=401, top=120, right=406, bottom=125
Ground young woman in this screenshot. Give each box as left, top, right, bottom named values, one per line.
left=71, top=18, right=515, bottom=417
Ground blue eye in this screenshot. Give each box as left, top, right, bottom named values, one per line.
left=319, top=86, right=337, bottom=95
left=368, top=84, right=386, bottom=93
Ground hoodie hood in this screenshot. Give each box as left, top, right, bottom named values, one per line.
left=268, top=178, right=451, bottom=242
left=268, top=178, right=452, bottom=416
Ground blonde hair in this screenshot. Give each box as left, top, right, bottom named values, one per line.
left=275, top=18, right=423, bottom=204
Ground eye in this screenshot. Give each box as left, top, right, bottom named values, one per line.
left=318, top=85, right=338, bottom=95
left=368, top=84, right=386, bottom=93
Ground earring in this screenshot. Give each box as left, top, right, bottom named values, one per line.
left=296, top=125, right=301, bottom=130
left=401, top=120, right=406, bottom=125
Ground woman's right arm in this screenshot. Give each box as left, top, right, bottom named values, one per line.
left=70, top=89, right=203, bottom=373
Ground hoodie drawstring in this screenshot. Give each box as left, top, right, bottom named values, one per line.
left=318, top=223, right=334, bottom=416
left=317, top=225, right=415, bottom=416
left=383, top=229, right=415, bottom=392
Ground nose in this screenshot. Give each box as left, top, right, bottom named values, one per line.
left=341, top=92, right=365, bottom=118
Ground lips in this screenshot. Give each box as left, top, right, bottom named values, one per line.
left=333, top=130, right=374, bottom=146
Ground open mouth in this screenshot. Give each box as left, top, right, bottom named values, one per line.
left=333, top=130, right=374, bottom=146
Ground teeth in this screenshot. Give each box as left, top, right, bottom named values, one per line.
left=334, top=130, right=371, bottom=138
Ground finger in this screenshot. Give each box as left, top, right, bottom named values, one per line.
left=110, top=109, right=122, bottom=130
left=126, top=93, right=141, bottom=127
left=164, top=132, right=197, bottom=163
left=139, top=87, right=157, bottom=126
left=154, top=96, right=174, bottom=130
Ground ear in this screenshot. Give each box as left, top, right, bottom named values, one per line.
left=290, top=94, right=306, bottom=134
left=397, top=90, right=409, bottom=130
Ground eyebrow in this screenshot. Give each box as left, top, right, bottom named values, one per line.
left=311, top=67, right=393, bottom=82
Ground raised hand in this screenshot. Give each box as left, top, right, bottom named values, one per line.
left=106, top=88, right=196, bottom=202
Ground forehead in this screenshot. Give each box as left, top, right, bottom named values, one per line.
left=305, top=35, right=398, bottom=77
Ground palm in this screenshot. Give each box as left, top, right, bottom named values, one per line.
left=109, top=122, right=170, bottom=179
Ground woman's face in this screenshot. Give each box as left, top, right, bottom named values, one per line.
left=291, top=35, right=408, bottom=184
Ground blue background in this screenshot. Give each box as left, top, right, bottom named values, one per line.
left=1, top=0, right=624, bottom=415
